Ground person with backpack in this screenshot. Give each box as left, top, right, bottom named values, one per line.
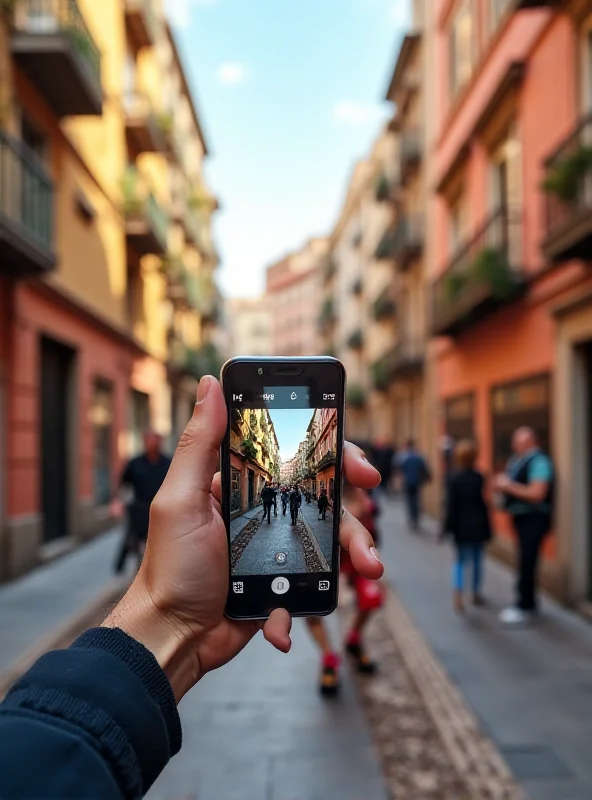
left=398, top=438, right=431, bottom=531
left=494, top=427, right=554, bottom=626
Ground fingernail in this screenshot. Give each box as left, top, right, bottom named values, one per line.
left=196, top=375, right=212, bottom=405
left=370, top=547, right=382, bottom=564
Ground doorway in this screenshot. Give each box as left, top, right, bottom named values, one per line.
left=40, top=337, right=74, bottom=543
left=248, top=469, right=255, bottom=508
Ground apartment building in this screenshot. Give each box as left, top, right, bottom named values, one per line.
left=0, top=0, right=219, bottom=578
left=427, top=0, right=592, bottom=603
left=227, top=296, right=272, bottom=358
left=266, top=238, right=329, bottom=357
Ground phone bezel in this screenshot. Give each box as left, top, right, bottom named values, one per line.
left=220, top=356, right=346, bottom=620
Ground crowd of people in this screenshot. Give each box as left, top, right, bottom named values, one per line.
left=259, top=482, right=332, bottom=526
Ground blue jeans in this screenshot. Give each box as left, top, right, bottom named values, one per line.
left=404, top=485, right=420, bottom=527
left=453, top=543, right=484, bottom=594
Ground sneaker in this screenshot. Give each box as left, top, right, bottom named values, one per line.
left=499, top=607, right=532, bottom=626
left=319, top=652, right=340, bottom=697
left=345, top=635, right=377, bottom=675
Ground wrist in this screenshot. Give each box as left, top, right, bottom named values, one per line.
left=102, top=581, right=201, bottom=701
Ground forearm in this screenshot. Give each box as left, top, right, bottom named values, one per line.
left=505, top=481, right=544, bottom=503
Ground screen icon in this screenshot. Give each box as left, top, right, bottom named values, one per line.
left=233, top=394, right=243, bottom=403
left=232, top=581, right=244, bottom=594
left=318, top=580, right=330, bottom=591
left=290, top=392, right=297, bottom=401
left=271, top=576, right=290, bottom=595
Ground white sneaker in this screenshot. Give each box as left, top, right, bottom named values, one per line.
left=499, top=607, right=532, bottom=626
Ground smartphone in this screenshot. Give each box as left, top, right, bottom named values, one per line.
left=221, top=356, right=346, bottom=620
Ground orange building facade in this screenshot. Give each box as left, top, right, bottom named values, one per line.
left=428, top=0, right=592, bottom=605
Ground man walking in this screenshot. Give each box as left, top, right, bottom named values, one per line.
left=111, top=431, right=172, bottom=573
left=398, top=439, right=431, bottom=531
left=318, top=488, right=330, bottom=521
left=281, top=486, right=289, bottom=516
left=495, top=427, right=554, bottom=626
left=261, top=482, right=275, bottom=525
left=289, top=485, right=302, bottom=526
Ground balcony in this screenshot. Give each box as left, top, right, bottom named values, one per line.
left=431, top=209, right=526, bottom=337
left=385, top=339, right=425, bottom=380
left=124, top=92, right=168, bottom=154
left=375, top=173, right=399, bottom=203
left=392, top=215, right=424, bottom=270
left=316, top=450, right=336, bottom=471
left=372, top=289, right=396, bottom=321
left=124, top=0, right=158, bottom=50
left=317, top=296, right=335, bottom=334
left=400, top=128, right=422, bottom=181
left=347, top=329, right=363, bottom=350
left=542, top=113, right=592, bottom=263
left=347, top=384, right=366, bottom=409
left=169, top=340, right=222, bottom=380
left=10, top=0, right=102, bottom=117
left=122, top=169, right=168, bottom=256
left=162, top=257, right=197, bottom=310
left=0, top=130, right=56, bottom=276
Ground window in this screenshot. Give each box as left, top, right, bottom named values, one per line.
left=449, top=0, right=475, bottom=98
left=444, top=393, right=475, bottom=443
left=89, top=379, right=114, bottom=505
left=491, top=375, right=551, bottom=471
left=129, top=389, right=151, bottom=457
left=490, top=128, right=522, bottom=262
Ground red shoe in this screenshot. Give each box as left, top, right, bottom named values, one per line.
left=319, top=652, right=340, bottom=697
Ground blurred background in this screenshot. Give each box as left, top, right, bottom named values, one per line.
left=2, top=0, right=592, bottom=798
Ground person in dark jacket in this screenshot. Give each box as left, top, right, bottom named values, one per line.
left=0, top=376, right=384, bottom=799
left=261, top=482, right=275, bottom=524
left=442, top=439, right=492, bottom=614
left=317, top=488, right=330, bottom=520
left=112, top=431, right=172, bottom=573
left=289, top=485, right=302, bottom=525
left=398, top=439, right=431, bottom=531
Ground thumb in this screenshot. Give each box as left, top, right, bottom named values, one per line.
left=167, top=376, right=227, bottom=495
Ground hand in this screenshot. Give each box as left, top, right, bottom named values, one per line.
left=103, top=376, right=383, bottom=701
left=109, top=498, right=125, bottom=519
left=494, top=474, right=510, bottom=492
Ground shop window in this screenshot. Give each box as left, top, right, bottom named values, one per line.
left=444, top=393, right=475, bottom=443
left=491, top=375, right=551, bottom=471
left=90, top=379, right=114, bottom=505
left=449, top=0, right=475, bottom=98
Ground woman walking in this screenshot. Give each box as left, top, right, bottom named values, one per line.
left=442, top=440, right=492, bottom=614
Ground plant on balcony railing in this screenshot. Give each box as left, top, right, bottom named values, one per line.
left=542, top=145, right=592, bottom=204
left=121, top=166, right=144, bottom=214
left=472, top=247, right=517, bottom=299
left=347, top=385, right=366, bottom=408
left=347, top=329, right=363, bottom=350
left=375, top=173, right=391, bottom=202
left=371, top=358, right=390, bottom=391
left=375, top=227, right=396, bottom=260
left=241, top=438, right=258, bottom=461
left=182, top=342, right=223, bottom=379
left=317, top=296, right=335, bottom=333
left=316, top=450, right=336, bottom=470
left=373, top=292, right=396, bottom=320
left=156, top=110, right=174, bottom=136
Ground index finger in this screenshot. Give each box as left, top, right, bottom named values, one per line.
left=343, top=441, right=381, bottom=489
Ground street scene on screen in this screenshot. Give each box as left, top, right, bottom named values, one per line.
left=229, top=407, right=337, bottom=576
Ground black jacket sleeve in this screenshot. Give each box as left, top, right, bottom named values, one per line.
left=0, top=627, right=182, bottom=799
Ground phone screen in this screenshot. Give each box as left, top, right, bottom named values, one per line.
left=222, top=358, right=344, bottom=619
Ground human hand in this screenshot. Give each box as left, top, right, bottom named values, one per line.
left=493, top=473, right=510, bottom=491
left=103, top=376, right=383, bottom=701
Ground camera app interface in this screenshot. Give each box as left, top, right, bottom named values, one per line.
left=229, top=386, right=337, bottom=579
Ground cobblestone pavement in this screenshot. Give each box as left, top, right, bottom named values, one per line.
left=232, top=506, right=329, bottom=576
left=300, top=501, right=334, bottom=565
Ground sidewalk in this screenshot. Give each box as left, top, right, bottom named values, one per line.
left=379, top=497, right=592, bottom=800
left=148, top=613, right=388, bottom=800
left=0, top=527, right=128, bottom=676
left=300, top=501, right=334, bottom=564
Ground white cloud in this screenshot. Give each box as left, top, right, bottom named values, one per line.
left=217, top=62, right=249, bottom=86
left=332, top=101, right=386, bottom=127
left=388, top=0, right=411, bottom=29
left=165, top=0, right=216, bottom=30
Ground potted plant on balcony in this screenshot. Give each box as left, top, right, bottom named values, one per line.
left=241, top=438, right=258, bottom=461
left=347, top=329, right=363, bottom=350
left=471, top=246, right=517, bottom=299
left=542, top=145, right=592, bottom=203
left=371, top=359, right=390, bottom=391
left=121, top=167, right=144, bottom=215
left=375, top=173, right=390, bottom=202
left=444, top=270, right=468, bottom=303
left=373, top=293, right=396, bottom=320
left=347, top=384, right=366, bottom=409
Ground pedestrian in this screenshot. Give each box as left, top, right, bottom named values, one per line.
left=111, top=430, right=171, bottom=573
left=261, top=481, right=275, bottom=524
left=272, top=482, right=278, bottom=517
left=306, top=481, right=383, bottom=696
left=441, top=439, right=492, bottom=614
left=289, top=485, right=302, bottom=526
left=494, top=427, right=554, bottom=626
left=373, top=437, right=395, bottom=494
left=317, top=488, right=329, bottom=521
left=281, top=486, right=289, bottom=516
left=398, top=438, right=431, bottom=531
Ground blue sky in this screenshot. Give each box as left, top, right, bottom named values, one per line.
left=165, top=0, right=411, bottom=297
left=268, top=408, right=315, bottom=461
